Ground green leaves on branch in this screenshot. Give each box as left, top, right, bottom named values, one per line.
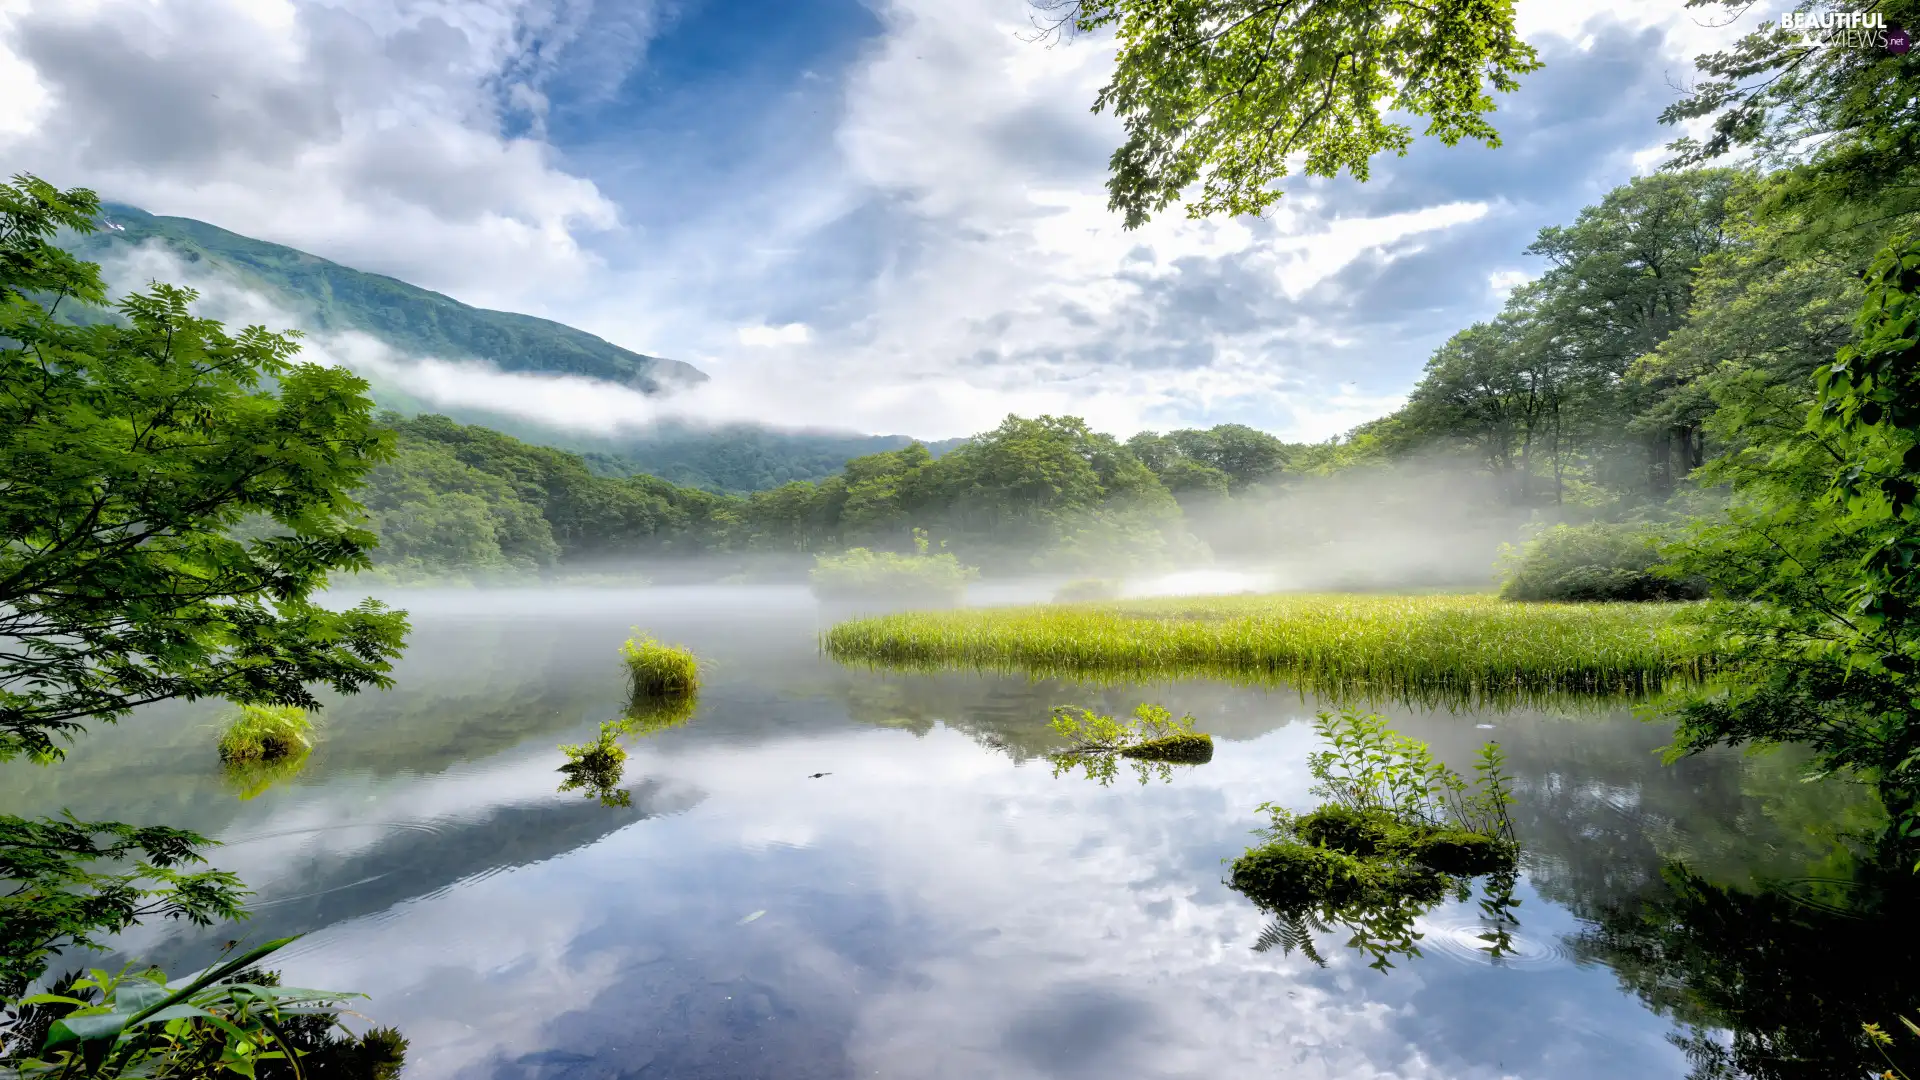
left=0, top=814, right=247, bottom=1000
left=0, top=173, right=409, bottom=763
left=1045, top=702, right=1214, bottom=785
left=1043, top=0, right=1539, bottom=227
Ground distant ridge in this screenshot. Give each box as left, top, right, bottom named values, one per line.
left=69, top=202, right=707, bottom=393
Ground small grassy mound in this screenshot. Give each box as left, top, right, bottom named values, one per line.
left=825, top=592, right=1708, bottom=702
left=621, top=634, right=699, bottom=698
left=216, top=705, right=314, bottom=763
left=1120, top=731, right=1214, bottom=763
left=1231, top=841, right=1447, bottom=911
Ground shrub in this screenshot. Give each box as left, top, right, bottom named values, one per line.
left=1499, top=522, right=1706, bottom=602
left=620, top=635, right=699, bottom=698
left=1052, top=578, right=1121, bottom=603
left=215, top=705, right=314, bottom=763
left=809, top=531, right=981, bottom=602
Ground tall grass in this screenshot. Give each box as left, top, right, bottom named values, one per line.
left=620, top=634, right=700, bottom=698
left=824, top=593, right=1710, bottom=704
left=216, top=704, right=315, bottom=762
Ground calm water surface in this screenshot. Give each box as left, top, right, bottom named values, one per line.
left=0, top=587, right=1882, bottom=1079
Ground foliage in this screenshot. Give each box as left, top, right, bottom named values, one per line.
left=1231, top=709, right=1518, bottom=970
left=0, top=816, right=246, bottom=1000
left=1125, top=424, right=1289, bottom=497
left=618, top=635, right=700, bottom=699
left=1038, top=0, right=1540, bottom=228
left=1866, top=1015, right=1920, bottom=1080
left=1, top=937, right=405, bottom=1079
left=825, top=592, right=1711, bottom=705
left=1045, top=703, right=1213, bottom=785
left=0, top=174, right=409, bottom=764
left=215, top=706, right=314, bottom=764
left=1498, top=522, right=1705, bottom=602
left=809, top=533, right=981, bottom=601
left=1662, top=236, right=1920, bottom=856
left=557, top=721, right=631, bottom=809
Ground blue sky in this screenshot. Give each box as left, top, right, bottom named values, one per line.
left=0, top=0, right=1760, bottom=440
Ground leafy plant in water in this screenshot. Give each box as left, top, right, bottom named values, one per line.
left=1046, top=703, right=1214, bottom=786
left=557, top=721, right=631, bottom=809
left=618, top=635, right=699, bottom=700
left=1233, top=709, right=1519, bottom=971
left=2, top=937, right=404, bottom=1078
left=216, top=706, right=314, bottom=764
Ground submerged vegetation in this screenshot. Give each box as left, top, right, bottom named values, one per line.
left=826, top=593, right=1708, bottom=703
left=809, top=528, right=981, bottom=602
left=1046, top=703, right=1214, bottom=786
left=1232, top=710, right=1520, bottom=970
left=620, top=635, right=700, bottom=699
left=214, top=705, right=315, bottom=764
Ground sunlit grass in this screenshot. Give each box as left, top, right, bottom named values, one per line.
left=620, top=634, right=700, bottom=699
left=216, top=704, right=315, bottom=763
left=823, top=593, right=1710, bottom=704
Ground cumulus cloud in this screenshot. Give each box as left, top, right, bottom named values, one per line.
left=0, top=0, right=633, bottom=308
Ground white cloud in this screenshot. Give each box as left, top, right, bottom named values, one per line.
left=0, top=0, right=631, bottom=309
left=736, top=322, right=813, bottom=347
left=1488, top=269, right=1534, bottom=297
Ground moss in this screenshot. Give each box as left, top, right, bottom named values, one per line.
left=1405, top=827, right=1515, bottom=876
left=1229, top=841, right=1445, bottom=911
left=620, top=635, right=700, bottom=698
left=1293, top=805, right=1401, bottom=857
left=1120, top=731, right=1214, bottom=763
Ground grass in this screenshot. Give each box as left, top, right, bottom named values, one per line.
left=620, top=634, right=700, bottom=698
left=216, top=704, right=315, bottom=762
left=823, top=592, right=1711, bottom=704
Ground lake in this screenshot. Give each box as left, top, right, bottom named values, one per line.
left=1, top=586, right=1894, bottom=1080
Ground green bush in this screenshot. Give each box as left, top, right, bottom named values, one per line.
left=808, top=545, right=980, bottom=602
left=215, top=705, right=314, bottom=763
left=1499, top=522, right=1705, bottom=602
left=619, top=635, right=699, bottom=698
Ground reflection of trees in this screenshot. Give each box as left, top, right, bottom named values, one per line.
left=1571, top=858, right=1920, bottom=1080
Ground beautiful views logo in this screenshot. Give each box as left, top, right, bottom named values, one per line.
left=1780, top=9, right=1911, bottom=52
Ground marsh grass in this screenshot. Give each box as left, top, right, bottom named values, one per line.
left=824, top=592, right=1709, bottom=705
left=216, top=704, right=315, bottom=763
left=620, top=634, right=700, bottom=698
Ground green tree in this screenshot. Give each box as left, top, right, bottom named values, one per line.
left=0, top=173, right=409, bottom=1014
left=1038, top=0, right=1540, bottom=227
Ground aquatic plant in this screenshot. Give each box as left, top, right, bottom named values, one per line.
left=619, top=634, right=699, bottom=699
left=825, top=592, right=1709, bottom=704
left=1, top=936, right=404, bottom=1079
left=1051, top=578, right=1121, bottom=603
left=214, top=705, right=314, bottom=763
left=1046, top=703, right=1214, bottom=785
left=619, top=691, right=700, bottom=737
left=557, top=721, right=630, bottom=808
left=1231, top=709, right=1519, bottom=970
left=809, top=529, right=981, bottom=602
left=221, top=749, right=312, bottom=802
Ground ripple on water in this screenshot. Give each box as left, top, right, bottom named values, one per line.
left=1419, top=919, right=1573, bottom=971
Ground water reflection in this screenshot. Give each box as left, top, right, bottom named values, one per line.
left=0, top=586, right=1892, bottom=1079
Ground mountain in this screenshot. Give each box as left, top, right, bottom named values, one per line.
left=62, top=204, right=960, bottom=492
left=69, top=202, right=706, bottom=393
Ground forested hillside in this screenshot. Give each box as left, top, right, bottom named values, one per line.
left=66, top=203, right=706, bottom=392
left=355, top=413, right=1303, bottom=579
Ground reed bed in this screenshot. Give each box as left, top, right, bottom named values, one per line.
left=823, top=593, right=1711, bottom=705
left=621, top=634, right=700, bottom=698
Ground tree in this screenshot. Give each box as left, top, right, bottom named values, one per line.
left=1037, top=0, right=1540, bottom=228
left=0, top=173, right=409, bottom=1011
left=0, top=175, right=409, bottom=764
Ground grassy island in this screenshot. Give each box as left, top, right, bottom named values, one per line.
left=824, top=592, right=1708, bottom=702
